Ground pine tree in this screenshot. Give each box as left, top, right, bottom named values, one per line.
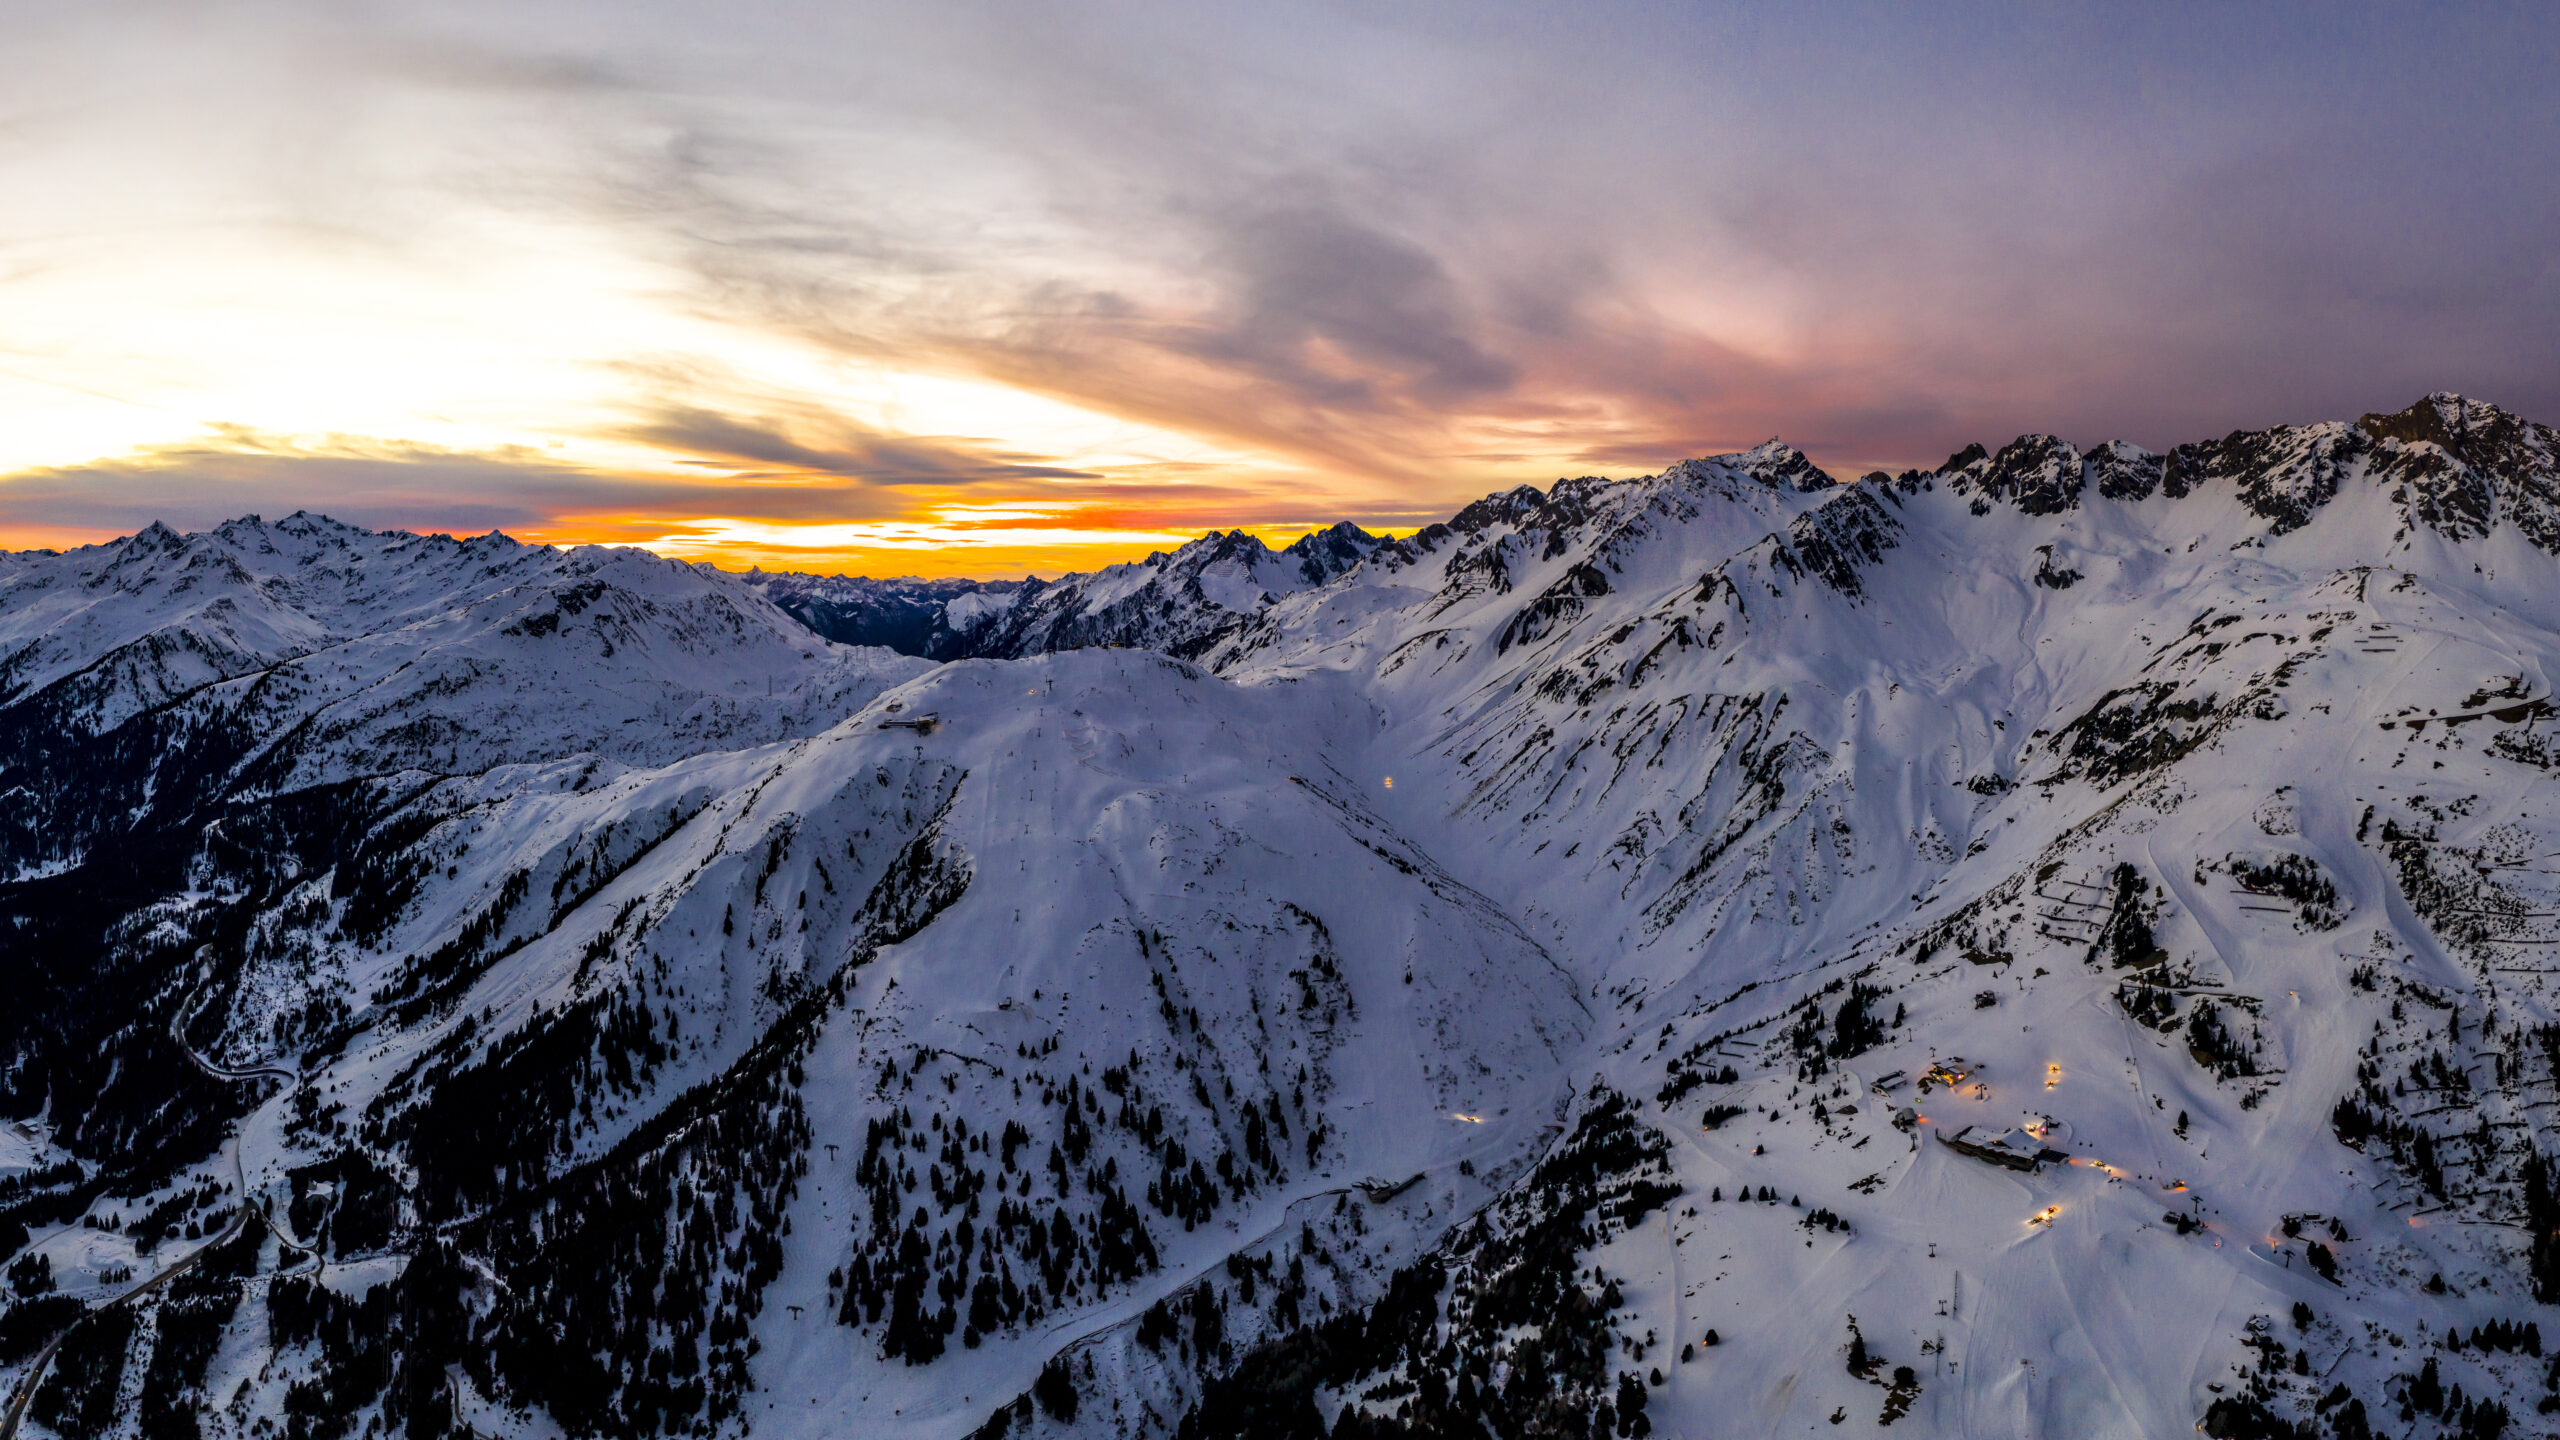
left=2525, top=1146, right=2560, bottom=1303
left=1033, top=1356, right=1078, bottom=1422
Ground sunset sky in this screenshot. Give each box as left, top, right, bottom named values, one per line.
left=4, top=3, right=2555, bottom=576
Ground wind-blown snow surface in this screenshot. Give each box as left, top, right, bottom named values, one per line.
left=12, top=396, right=2560, bottom=1439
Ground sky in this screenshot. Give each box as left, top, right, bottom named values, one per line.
left=2, top=3, right=2555, bottom=577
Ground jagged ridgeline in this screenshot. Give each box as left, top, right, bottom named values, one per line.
left=9, top=393, right=2560, bottom=1438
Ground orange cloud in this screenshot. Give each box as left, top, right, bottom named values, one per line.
left=0, top=426, right=1427, bottom=578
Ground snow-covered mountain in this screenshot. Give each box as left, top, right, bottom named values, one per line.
left=735, top=572, right=1022, bottom=659
left=0, top=514, right=930, bottom=878
left=729, top=523, right=1384, bottom=665
left=935, top=523, right=1388, bottom=664
left=10, top=395, right=2560, bottom=1440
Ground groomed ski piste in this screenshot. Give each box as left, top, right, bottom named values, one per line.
left=6, top=393, right=2560, bottom=1438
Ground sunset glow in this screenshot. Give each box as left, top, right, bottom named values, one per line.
left=4, top=6, right=2555, bottom=574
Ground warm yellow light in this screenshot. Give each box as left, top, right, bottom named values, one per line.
left=0, top=196, right=1375, bottom=571
left=3, top=69, right=1789, bottom=574
left=641, top=516, right=1201, bottom=556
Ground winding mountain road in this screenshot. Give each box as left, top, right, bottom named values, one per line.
left=0, top=987, right=309, bottom=1440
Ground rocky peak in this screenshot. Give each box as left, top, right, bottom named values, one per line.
left=1943, top=434, right=2083, bottom=516
left=1281, top=520, right=1382, bottom=585
left=1145, top=528, right=1272, bottom=573
left=1712, top=439, right=1837, bottom=492
left=2359, top=393, right=2556, bottom=480
left=2081, top=440, right=2164, bottom=501
left=1447, top=485, right=1548, bottom=536
left=2352, top=394, right=2560, bottom=545
left=2359, top=392, right=2492, bottom=451
left=2162, top=421, right=2366, bottom=533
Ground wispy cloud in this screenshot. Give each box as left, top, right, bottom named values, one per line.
left=2, top=3, right=2556, bottom=572
left=0, top=426, right=1328, bottom=575
left=616, top=404, right=1098, bottom=486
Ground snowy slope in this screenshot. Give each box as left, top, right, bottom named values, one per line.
left=0, top=513, right=930, bottom=879
left=1174, top=394, right=2560, bottom=1439
left=11, top=396, right=2560, bottom=1440
left=722, top=523, right=1387, bottom=666
left=735, top=572, right=1020, bottom=658
left=942, top=525, right=1385, bottom=664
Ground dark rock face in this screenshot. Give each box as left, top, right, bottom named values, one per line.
left=1447, top=486, right=1549, bottom=537
left=1495, top=561, right=1613, bottom=654
left=2083, top=440, right=2165, bottom=501
left=782, top=396, right=2560, bottom=686
left=943, top=531, right=1278, bottom=661
left=2165, top=422, right=2368, bottom=532
left=1282, top=521, right=1383, bottom=585
left=2358, top=393, right=2560, bottom=546
left=1774, top=487, right=1902, bottom=599
left=16, top=394, right=2560, bottom=1440
left=1892, top=393, right=2560, bottom=549
left=1947, top=434, right=2084, bottom=516
left=740, top=572, right=1013, bottom=657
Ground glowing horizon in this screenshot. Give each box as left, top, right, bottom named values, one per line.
left=3, top=5, right=2553, bottom=578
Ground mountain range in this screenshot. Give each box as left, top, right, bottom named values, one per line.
left=7, top=393, right=2560, bottom=1439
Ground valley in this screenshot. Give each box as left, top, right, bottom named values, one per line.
left=7, top=394, right=2560, bottom=1438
